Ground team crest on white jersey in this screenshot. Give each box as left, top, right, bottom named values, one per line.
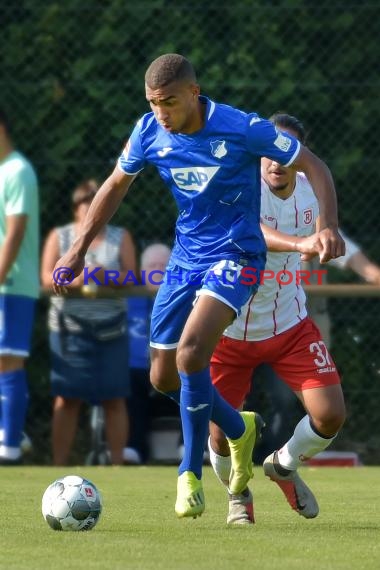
left=303, top=209, right=313, bottom=225
left=210, top=140, right=227, bottom=158
left=171, top=166, right=220, bottom=192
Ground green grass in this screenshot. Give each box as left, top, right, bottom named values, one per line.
left=1, top=466, right=379, bottom=570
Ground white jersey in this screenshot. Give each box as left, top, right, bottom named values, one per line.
left=225, top=173, right=318, bottom=341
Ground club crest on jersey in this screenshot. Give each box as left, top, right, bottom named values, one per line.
left=303, top=209, right=313, bottom=225
left=171, top=166, right=220, bottom=192
left=210, top=140, right=227, bottom=158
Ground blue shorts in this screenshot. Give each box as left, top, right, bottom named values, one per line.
left=0, top=294, right=36, bottom=357
left=150, top=255, right=265, bottom=349
left=49, top=331, right=130, bottom=403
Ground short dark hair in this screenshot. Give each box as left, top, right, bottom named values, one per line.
left=72, top=179, right=98, bottom=207
left=0, top=108, right=12, bottom=137
left=269, top=112, right=307, bottom=144
left=145, top=53, right=197, bottom=89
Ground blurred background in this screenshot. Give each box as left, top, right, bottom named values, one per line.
left=1, top=0, right=379, bottom=464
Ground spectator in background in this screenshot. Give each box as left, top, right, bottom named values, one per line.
left=302, top=238, right=380, bottom=345
left=123, top=242, right=172, bottom=465
left=0, top=108, right=39, bottom=465
left=41, top=179, right=137, bottom=465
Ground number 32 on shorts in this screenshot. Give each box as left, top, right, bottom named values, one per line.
left=309, top=340, right=332, bottom=368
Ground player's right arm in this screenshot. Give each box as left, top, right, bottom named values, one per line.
left=72, top=167, right=135, bottom=257
left=52, top=121, right=146, bottom=294
left=52, top=167, right=136, bottom=294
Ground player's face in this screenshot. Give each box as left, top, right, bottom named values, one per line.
left=145, top=81, right=201, bottom=134
left=261, top=126, right=299, bottom=196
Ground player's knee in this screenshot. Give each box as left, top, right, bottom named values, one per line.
left=326, top=415, right=345, bottom=436
left=331, top=400, right=347, bottom=431
left=333, top=407, right=346, bottom=432
left=150, top=364, right=179, bottom=393
left=176, top=342, right=208, bottom=374
left=149, top=367, right=167, bottom=391
left=313, top=407, right=346, bottom=436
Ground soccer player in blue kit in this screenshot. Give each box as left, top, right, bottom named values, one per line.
left=53, top=54, right=345, bottom=519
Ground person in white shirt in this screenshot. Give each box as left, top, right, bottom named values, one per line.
left=208, top=113, right=347, bottom=525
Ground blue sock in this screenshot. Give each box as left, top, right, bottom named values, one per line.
left=211, top=386, right=245, bottom=439
left=164, top=386, right=244, bottom=439
left=178, top=368, right=213, bottom=479
left=0, top=370, right=28, bottom=447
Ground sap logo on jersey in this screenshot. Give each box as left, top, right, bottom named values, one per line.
left=171, top=166, right=220, bottom=191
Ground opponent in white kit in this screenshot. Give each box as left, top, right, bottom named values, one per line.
left=209, top=113, right=346, bottom=524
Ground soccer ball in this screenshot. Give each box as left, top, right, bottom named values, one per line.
left=42, top=475, right=102, bottom=531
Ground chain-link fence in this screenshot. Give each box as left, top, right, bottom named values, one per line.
left=1, top=0, right=379, bottom=464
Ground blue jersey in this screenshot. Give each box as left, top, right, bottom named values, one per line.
left=118, top=97, right=300, bottom=270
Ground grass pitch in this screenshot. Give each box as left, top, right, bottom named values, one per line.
left=1, top=465, right=379, bottom=570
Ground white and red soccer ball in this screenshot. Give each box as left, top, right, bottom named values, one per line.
left=42, top=475, right=102, bottom=531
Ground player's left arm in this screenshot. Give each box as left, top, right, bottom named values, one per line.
left=290, top=146, right=345, bottom=262
left=0, top=214, right=28, bottom=284
left=261, top=223, right=323, bottom=259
